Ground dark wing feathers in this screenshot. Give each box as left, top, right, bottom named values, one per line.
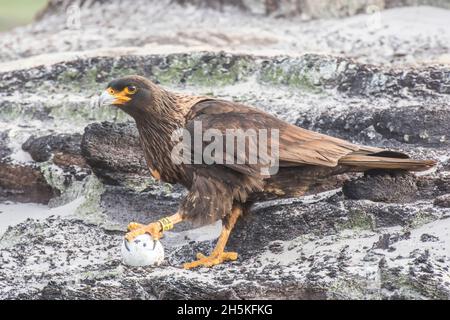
left=186, top=99, right=370, bottom=173
left=180, top=99, right=435, bottom=225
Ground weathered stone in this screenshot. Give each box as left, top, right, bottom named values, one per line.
left=99, top=184, right=190, bottom=230
left=22, top=133, right=83, bottom=163
left=0, top=206, right=449, bottom=300
left=434, top=194, right=450, bottom=208
left=417, top=175, right=450, bottom=200
left=373, top=105, right=450, bottom=147
left=0, top=161, right=58, bottom=204
left=81, top=122, right=149, bottom=186
left=52, top=152, right=87, bottom=168
left=343, top=170, right=418, bottom=203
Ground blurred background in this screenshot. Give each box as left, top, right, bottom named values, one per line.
left=0, top=0, right=47, bottom=31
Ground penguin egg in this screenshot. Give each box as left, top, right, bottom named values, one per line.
left=121, top=234, right=164, bottom=267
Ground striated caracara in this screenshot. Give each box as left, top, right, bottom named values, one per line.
left=98, top=75, right=436, bottom=269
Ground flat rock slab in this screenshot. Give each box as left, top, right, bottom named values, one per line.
left=1, top=204, right=449, bottom=300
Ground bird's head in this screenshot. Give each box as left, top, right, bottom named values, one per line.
left=98, top=75, right=155, bottom=117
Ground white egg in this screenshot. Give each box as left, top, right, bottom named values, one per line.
left=121, top=234, right=164, bottom=267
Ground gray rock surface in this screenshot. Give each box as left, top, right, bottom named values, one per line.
left=0, top=0, right=449, bottom=300
left=22, top=133, right=83, bottom=163
left=343, top=171, right=418, bottom=203
left=37, top=0, right=450, bottom=19
left=1, top=1, right=449, bottom=66
left=81, top=122, right=148, bottom=186
left=0, top=131, right=11, bottom=160
left=0, top=162, right=58, bottom=204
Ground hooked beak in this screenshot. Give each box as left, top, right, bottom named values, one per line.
left=98, top=90, right=116, bottom=107
left=98, top=88, right=132, bottom=107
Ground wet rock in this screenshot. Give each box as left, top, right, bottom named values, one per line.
left=342, top=170, right=418, bottom=203
left=22, top=133, right=84, bottom=164
left=81, top=122, right=149, bottom=186
left=0, top=161, right=58, bottom=204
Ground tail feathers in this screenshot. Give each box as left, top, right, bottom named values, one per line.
left=339, top=155, right=436, bottom=172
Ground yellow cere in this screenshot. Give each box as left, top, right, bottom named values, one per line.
left=107, top=87, right=132, bottom=105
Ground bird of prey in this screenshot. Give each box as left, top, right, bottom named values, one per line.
left=99, top=75, right=436, bottom=269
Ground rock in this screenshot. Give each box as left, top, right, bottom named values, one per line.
left=0, top=205, right=449, bottom=299
left=374, top=105, right=450, bottom=147
left=81, top=122, right=149, bottom=186
left=38, top=0, right=450, bottom=20
left=343, top=170, right=418, bottom=203
left=99, top=184, right=190, bottom=230
left=0, top=131, right=11, bottom=159
left=52, top=152, right=87, bottom=168
left=434, top=194, right=450, bottom=208
left=420, top=233, right=439, bottom=242
left=417, top=175, right=450, bottom=200
left=444, top=159, right=450, bottom=171
left=176, top=0, right=386, bottom=18
left=22, top=133, right=84, bottom=164
left=386, top=0, right=450, bottom=10
left=0, top=161, right=58, bottom=204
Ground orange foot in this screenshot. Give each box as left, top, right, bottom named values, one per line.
left=183, top=251, right=238, bottom=269
left=125, top=222, right=163, bottom=242
left=127, top=222, right=145, bottom=231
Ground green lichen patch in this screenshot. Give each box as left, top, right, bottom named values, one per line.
left=258, top=54, right=345, bottom=93
left=151, top=52, right=256, bottom=87
left=339, top=209, right=375, bottom=231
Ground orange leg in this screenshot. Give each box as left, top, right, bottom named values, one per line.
left=183, top=205, right=242, bottom=269
left=125, top=212, right=183, bottom=241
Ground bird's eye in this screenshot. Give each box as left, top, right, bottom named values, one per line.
left=125, top=86, right=137, bottom=95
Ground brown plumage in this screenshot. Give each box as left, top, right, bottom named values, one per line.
left=102, top=75, right=436, bottom=269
